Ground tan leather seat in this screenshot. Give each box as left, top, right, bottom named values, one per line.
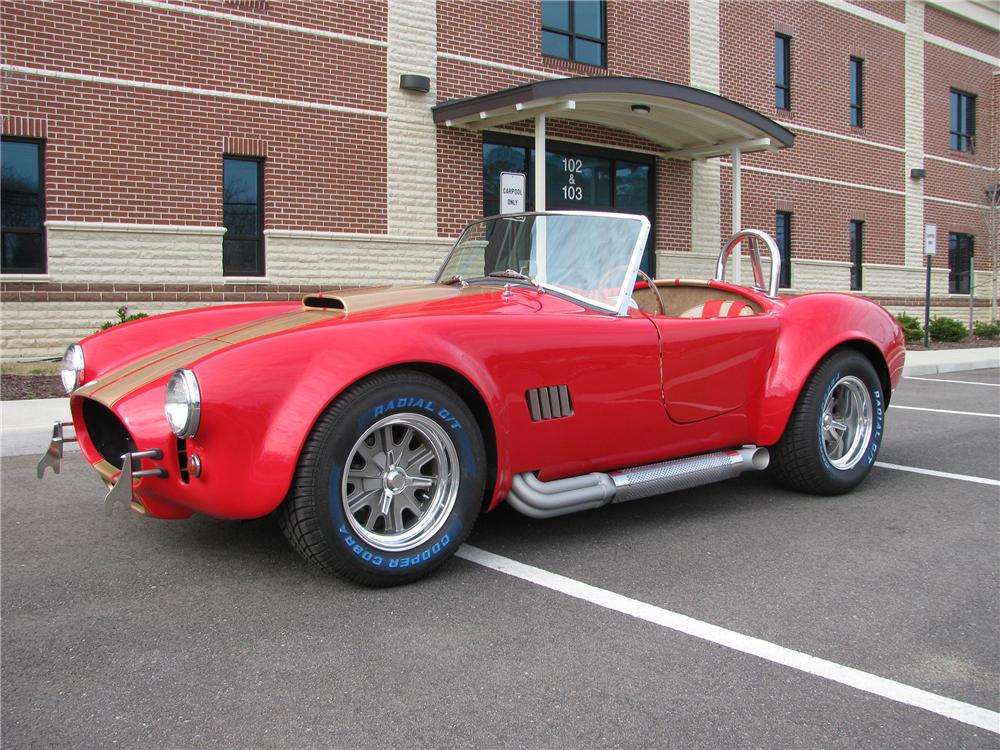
left=680, top=299, right=756, bottom=318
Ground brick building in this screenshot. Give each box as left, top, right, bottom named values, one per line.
left=1, top=0, right=997, bottom=359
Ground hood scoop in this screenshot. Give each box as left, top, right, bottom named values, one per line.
left=302, top=295, right=348, bottom=311
left=301, top=285, right=479, bottom=316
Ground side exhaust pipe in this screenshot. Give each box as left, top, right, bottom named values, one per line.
left=506, top=446, right=769, bottom=519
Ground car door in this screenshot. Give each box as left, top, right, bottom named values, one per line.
left=652, top=314, right=780, bottom=423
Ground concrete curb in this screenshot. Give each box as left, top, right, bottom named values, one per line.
left=2, top=349, right=996, bottom=458
left=901, top=347, right=999, bottom=377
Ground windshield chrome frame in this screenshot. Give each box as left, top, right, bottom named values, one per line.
left=435, top=211, right=651, bottom=317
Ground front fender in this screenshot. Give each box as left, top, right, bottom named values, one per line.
left=185, top=317, right=507, bottom=518
left=752, top=293, right=905, bottom=447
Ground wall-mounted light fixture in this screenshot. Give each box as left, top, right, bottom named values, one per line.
left=910, top=167, right=926, bottom=179
left=630, top=104, right=651, bottom=114
left=399, top=74, right=431, bottom=93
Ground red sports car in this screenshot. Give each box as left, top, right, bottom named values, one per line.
left=39, top=211, right=905, bottom=585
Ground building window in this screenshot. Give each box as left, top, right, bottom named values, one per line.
left=223, top=157, right=264, bottom=276
left=775, top=34, right=791, bottom=110
left=948, top=232, right=973, bottom=294
left=775, top=211, right=791, bottom=288
left=1, top=137, right=45, bottom=274
left=850, top=220, right=863, bottom=290
left=541, top=0, right=606, bottom=67
left=482, top=135, right=654, bottom=274
left=949, top=90, right=975, bottom=152
left=850, top=57, right=863, bottom=127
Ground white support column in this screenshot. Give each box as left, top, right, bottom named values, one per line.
left=534, top=114, right=546, bottom=212
left=731, top=147, right=742, bottom=283
left=534, top=114, right=547, bottom=279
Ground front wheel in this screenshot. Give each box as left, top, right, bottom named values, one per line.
left=278, top=370, right=486, bottom=586
left=769, top=349, right=885, bottom=495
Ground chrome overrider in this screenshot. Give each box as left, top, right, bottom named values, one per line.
left=505, top=446, right=770, bottom=519
left=103, top=449, right=166, bottom=516
left=36, top=420, right=76, bottom=478
left=37, top=422, right=166, bottom=515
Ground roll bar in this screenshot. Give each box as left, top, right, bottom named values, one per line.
left=715, top=229, right=782, bottom=298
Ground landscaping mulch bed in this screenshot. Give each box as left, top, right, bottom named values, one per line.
left=905, top=336, right=1000, bottom=351
left=1, top=374, right=66, bottom=401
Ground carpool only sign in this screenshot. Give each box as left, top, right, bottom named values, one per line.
left=500, top=172, right=526, bottom=214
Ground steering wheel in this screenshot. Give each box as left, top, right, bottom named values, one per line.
left=635, top=269, right=666, bottom=316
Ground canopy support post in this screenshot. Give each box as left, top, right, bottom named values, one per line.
left=534, top=114, right=547, bottom=279
left=534, top=114, right=546, bottom=212
left=731, top=147, right=742, bottom=284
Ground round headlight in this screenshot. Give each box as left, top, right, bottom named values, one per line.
left=165, top=369, right=201, bottom=438
left=60, top=344, right=85, bottom=394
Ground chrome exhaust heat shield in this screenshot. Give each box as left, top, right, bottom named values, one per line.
left=506, top=446, right=769, bottom=519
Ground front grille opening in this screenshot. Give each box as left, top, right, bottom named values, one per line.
left=82, top=399, right=136, bottom=469
left=176, top=437, right=190, bottom=483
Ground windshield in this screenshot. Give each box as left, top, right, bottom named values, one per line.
left=435, top=212, right=650, bottom=314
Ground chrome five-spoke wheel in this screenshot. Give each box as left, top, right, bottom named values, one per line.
left=279, top=370, right=485, bottom=586
left=820, top=375, right=873, bottom=471
left=769, top=350, right=884, bottom=495
left=342, top=414, right=460, bottom=552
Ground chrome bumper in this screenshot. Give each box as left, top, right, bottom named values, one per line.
left=37, top=422, right=166, bottom=515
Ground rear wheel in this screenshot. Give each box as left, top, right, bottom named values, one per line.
left=278, top=370, right=485, bottom=586
left=769, top=350, right=885, bottom=495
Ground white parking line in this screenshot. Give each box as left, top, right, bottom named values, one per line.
left=905, top=376, right=1000, bottom=387
left=875, top=461, right=1000, bottom=487
left=457, top=545, right=1000, bottom=734
left=889, top=405, right=999, bottom=419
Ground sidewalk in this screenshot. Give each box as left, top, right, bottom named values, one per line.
left=1, top=398, right=73, bottom=459
left=2, top=347, right=997, bottom=458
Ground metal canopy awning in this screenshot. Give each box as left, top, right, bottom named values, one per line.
left=433, top=77, right=795, bottom=283
left=432, top=76, right=794, bottom=161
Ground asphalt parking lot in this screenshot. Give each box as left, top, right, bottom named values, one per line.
left=2, top=369, right=998, bottom=748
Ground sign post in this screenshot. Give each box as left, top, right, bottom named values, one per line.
left=499, top=172, right=526, bottom=215
left=923, top=224, right=936, bottom=348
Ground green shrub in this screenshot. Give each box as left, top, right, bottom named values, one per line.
left=895, top=313, right=923, bottom=343
left=928, top=316, right=968, bottom=342
left=99, top=306, right=149, bottom=331
left=972, top=320, right=1000, bottom=339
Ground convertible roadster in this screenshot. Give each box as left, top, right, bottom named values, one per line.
left=39, top=211, right=904, bottom=585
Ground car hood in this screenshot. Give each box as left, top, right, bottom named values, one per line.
left=74, top=284, right=500, bottom=407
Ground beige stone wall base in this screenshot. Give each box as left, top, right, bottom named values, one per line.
left=263, top=231, right=452, bottom=285
left=42, top=222, right=225, bottom=283
left=1, top=301, right=227, bottom=360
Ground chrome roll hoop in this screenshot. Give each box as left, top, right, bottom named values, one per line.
left=714, top=229, right=782, bottom=298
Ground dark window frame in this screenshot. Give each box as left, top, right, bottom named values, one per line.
left=222, top=155, right=265, bottom=277
left=850, top=219, right=863, bottom=291
left=949, top=89, right=975, bottom=153
left=1, top=136, right=46, bottom=275
left=849, top=57, right=864, bottom=128
left=775, top=211, right=792, bottom=288
left=541, top=0, right=607, bottom=68
left=948, top=232, right=973, bottom=294
left=775, top=33, right=791, bottom=111
left=482, top=131, right=656, bottom=275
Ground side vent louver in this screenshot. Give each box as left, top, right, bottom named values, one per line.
left=526, top=385, right=573, bottom=421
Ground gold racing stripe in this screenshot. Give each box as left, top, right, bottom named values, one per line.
left=83, top=309, right=333, bottom=406
left=79, top=286, right=492, bottom=407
